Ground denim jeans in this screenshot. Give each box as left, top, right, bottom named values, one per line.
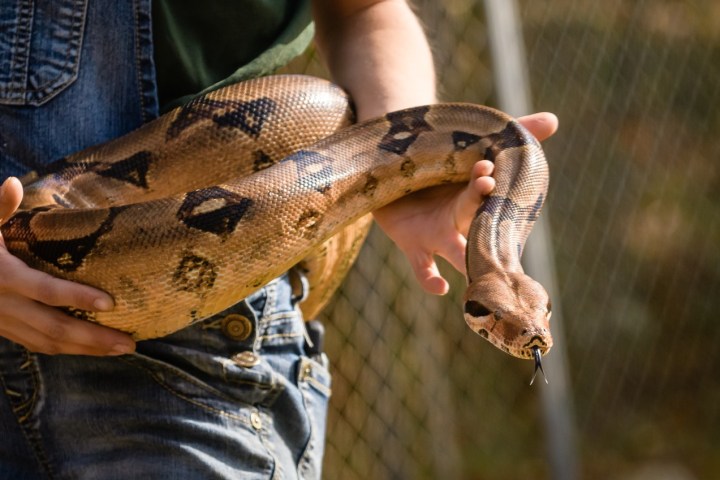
left=0, top=275, right=331, bottom=480
left=0, top=1, right=330, bottom=478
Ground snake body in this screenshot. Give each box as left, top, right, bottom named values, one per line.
left=1, top=75, right=552, bottom=360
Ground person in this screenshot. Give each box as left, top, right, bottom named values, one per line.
left=0, top=0, right=558, bottom=478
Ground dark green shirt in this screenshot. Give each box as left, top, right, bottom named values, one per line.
left=152, top=0, right=314, bottom=109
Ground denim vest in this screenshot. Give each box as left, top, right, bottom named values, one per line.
left=0, top=0, right=158, bottom=179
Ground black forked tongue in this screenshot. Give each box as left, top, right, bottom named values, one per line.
left=530, top=346, right=548, bottom=385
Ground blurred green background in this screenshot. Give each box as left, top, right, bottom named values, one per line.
left=286, top=1, right=720, bottom=478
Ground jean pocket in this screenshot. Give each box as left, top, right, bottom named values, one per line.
left=122, top=351, right=280, bottom=420
left=0, top=0, right=88, bottom=106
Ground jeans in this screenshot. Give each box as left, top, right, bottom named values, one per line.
left=0, top=1, right=330, bottom=478
left=0, top=275, right=331, bottom=479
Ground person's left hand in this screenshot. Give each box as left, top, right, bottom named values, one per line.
left=373, top=112, right=559, bottom=295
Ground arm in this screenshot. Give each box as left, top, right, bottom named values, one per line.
left=312, top=0, right=436, bottom=121
left=312, top=0, right=558, bottom=294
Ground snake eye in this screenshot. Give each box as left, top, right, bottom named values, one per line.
left=464, top=300, right=491, bottom=317
left=547, top=299, right=552, bottom=313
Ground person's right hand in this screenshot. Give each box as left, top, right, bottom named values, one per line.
left=0, top=177, right=136, bottom=356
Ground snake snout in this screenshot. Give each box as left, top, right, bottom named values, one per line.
left=520, top=333, right=552, bottom=358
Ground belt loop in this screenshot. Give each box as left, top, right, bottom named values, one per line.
left=288, top=267, right=310, bottom=305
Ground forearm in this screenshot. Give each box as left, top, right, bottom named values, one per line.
left=312, top=0, right=436, bottom=121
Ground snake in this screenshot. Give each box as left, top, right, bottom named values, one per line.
left=0, top=75, right=552, bottom=372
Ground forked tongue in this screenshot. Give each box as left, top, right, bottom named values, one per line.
left=530, top=346, right=548, bottom=385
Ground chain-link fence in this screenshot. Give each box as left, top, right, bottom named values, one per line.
left=285, top=1, right=720, bottom=478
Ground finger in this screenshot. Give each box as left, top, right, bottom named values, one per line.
left=0, top=322, right=133, bottom=356
left=0, top=293, right=135, bottom=356
left=436, top=233, right=468, bottom=276
left=474, top=159, right=495, bottom=179
left=1, top=253, right=114, bottom=312
left=472, top=160, right=496, bottom=197
left=454, top=165, right=496, bottom=236
left=517, top=112, right=559, bottom=142
left=1, top=324, right=134, bottom=356
left=0, top=177, right=23, bottom=225
left=472, top=175, right=495, bottom=197
left=407, top=249, right=449, bottom=295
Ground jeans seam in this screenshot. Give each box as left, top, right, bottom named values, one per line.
left=259, top=332, right=303, bottom=342
left=303, top=374, right=331, bottom=398
left=132, top=0, right=157, bottom=123
left=296, top=357, right=330, bottom=479
left=255, top=408, right=281, bottom=480
left=3, top=0, right=32, bottom=99
left=263, top=311, right=302, bottom=323
left=0, top=350, right=57, bottom=478
left=263, top=280, right=279, bottom=319
left=132, top=0, right=146, bottom=122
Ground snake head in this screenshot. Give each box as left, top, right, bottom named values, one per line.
left=463, top=271, right=553, bottom=360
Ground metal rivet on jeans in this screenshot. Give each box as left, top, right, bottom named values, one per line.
left=301, top=363, right=313, bottom=381
left=232, top=351, right=261, bottom=368
left=221, top=314, right=253, bottom=341
left=250, top=411, right=263, bottom=430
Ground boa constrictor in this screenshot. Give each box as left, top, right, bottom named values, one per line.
left=1, top=75, right=552, bottom=369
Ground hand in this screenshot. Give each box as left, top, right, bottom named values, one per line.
left=0, top=177, right=136, bottom=356
left=373, top=112, right=559, bottom=295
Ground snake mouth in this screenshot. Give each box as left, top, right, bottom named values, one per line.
left=522, top=335, right=549, bottom=351
left=523, top=335, right=547, bottom=347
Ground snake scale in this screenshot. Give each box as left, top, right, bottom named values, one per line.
left=1, top=75, right=552, bottom=368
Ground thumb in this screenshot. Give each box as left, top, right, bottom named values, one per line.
left=0, top=177, right=23, bottom=226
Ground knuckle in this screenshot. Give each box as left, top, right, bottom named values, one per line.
left=0, top=292, right=16, bottom=312
left=36, top=277, right=63, bottom=305
left=39, top=278, right=83, bottom=309
left=44, top=322, right=68, bottom=342
left=0, top=253, right=20, bottom=291
left=37, top=277, right=93, bottom=310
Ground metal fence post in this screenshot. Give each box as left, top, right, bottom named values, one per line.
left=483, top=1, right=580, bottom=478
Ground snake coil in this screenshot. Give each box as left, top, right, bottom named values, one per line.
left=1, top=75, right=552, bottom=363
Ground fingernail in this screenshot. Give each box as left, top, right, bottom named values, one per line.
left=93, top=297, right=114, bottom=311
left=109, top=344, right=134, bottom=356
